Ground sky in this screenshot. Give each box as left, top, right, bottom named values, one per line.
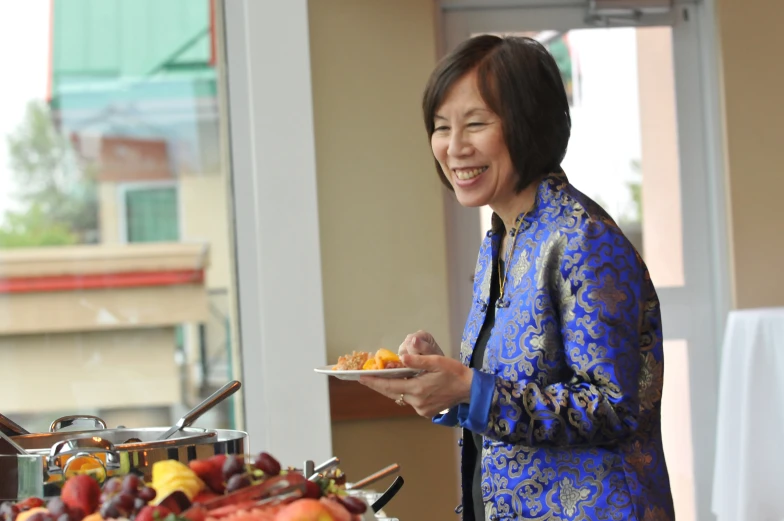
left=0, top=0, right=50, bottom=218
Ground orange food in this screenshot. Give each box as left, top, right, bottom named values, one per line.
left=373, top=348, right=400, bottom=369
left=334, top=348, right=402, bottom=371
left=274, top=499, right=334, bottom=521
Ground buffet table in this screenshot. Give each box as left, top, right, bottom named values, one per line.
left=712, top=307, right=784, bottom=521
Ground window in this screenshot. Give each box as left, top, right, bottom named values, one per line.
left=0, top=0, right=241, bottom=436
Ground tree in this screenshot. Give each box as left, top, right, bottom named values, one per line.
left=0, top=204, right=76, bottom=248
left=3, top=100, right=99, bottom=247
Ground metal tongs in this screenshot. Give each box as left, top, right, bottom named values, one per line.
left=159, top=381, right=242, bottom=440
left=0, top=430, right=28, bottom=456
left=300, top=458, right=404, bottom=514
left=0, top=413, right=28, bottom=438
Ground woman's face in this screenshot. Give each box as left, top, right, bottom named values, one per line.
left=431, top=70, right=517, bottom=210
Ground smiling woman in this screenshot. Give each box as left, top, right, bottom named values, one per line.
left=359, top=34, right=675, bottom=521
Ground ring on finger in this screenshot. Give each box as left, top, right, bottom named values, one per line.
left=395, top=394, right=406, bottom=407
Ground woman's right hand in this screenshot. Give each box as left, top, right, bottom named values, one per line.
left=399, top=330, right=444, bottom=357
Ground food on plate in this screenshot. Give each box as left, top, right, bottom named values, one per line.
left=331, top=352, right=369, bottom=371
left=333, top=348, right=404, bottom=371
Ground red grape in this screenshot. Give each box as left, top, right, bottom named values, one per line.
left=46, top=499, right=66, bottom=518
left=100, top=503, right=118, bottom=520
left=252, top=452, right=281, bottom=476
left=303, top=481, right=322, bottom=499
left=225, top=474, right=250, bottom=493
left=102, top=478, right=123, bottom=494
left=337, top=496, right=367, bottom=514
left=222, top=457, right=244, bottom=479
left=121, top=475, right=140, bottom=493
left=115, top=494, right=135, bottom=512
left=138, top=487, right=156, bottom=502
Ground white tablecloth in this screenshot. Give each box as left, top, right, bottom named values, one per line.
left=712, top=307, right=784, bottom=521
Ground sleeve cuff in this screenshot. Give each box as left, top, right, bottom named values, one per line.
left=432, top=407, right=459, bottom=426
left=432, top=369, right=495, bottom=432
left=463, top=369, right=495, bottom=433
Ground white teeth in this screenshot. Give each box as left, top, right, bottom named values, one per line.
left=454, top=167, right=487, bottom=180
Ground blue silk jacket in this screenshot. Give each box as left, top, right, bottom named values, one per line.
left=435, top=173, right=675, bottom=520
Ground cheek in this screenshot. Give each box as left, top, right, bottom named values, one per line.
left=483, top=134, right=514, bottom=173
left=431, top=139, right=448, bottom=164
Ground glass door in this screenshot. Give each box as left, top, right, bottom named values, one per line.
left=441, top=3, right=725, bottom=521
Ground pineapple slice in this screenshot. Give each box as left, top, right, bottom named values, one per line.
left=374, top=348, right=400, bottom=369
left=151, top=460, right=205, bottom=501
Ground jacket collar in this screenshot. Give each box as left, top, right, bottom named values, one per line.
left=488, top=171, right=568, bottom=235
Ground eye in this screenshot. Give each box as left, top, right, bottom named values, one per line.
left=434, top=125, right=449, bottom=132
left=467, top=122, right=486, bottom=127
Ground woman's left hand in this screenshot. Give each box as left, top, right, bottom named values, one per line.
left=359, top=354, right=473, bottom=418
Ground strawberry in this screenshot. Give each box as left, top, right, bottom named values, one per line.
left=189, top=458, right=225, bottom=494
left=60, top=476, right=101, bottom=516
left=14, top=499, right=44, bottom=512
left=191, top=490, right=220, bottom=504
left=135, top=505, right=173, bottom=521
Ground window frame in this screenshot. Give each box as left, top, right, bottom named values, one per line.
left=221, top=0, right=333, bottom=466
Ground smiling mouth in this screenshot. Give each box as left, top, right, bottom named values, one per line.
left=453, top=166, right=488, bottom=181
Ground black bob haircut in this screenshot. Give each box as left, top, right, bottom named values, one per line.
left=422, top=34, right=571, bottom=192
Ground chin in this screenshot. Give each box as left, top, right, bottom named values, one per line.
left=454, top=191, right=488, bottom=208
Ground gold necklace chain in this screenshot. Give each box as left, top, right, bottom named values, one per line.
left=498, top=212, right=527, bottom=302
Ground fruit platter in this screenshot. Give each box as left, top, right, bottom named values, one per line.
left=0, top=450, right=401, bottom=521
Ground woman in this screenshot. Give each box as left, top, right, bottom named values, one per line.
left=359, top=34, right=675, bottom=521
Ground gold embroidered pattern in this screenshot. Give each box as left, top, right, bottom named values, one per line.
left=558, top=477, right=592, bottom=516
left=450, top=173, right=674, bottom=520
left=638, top=352, right=664, bottom=411
left=591, top=273, right=628, bottom=315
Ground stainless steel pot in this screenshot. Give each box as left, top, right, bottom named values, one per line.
left=0, top=414, right=249, bottom=501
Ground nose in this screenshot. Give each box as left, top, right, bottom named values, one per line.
left=447, top=129, right=472, bottom=158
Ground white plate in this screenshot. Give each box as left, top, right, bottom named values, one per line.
left=314, top=365, right=422, bottom=381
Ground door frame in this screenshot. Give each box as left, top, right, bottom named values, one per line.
left=437, top=2, right=731, bottom=520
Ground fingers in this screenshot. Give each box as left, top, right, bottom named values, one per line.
left=397, top=336, right=410, bottom=356
left=408, top=336, right=424, bottom=355
left=358, top=375, right=410, bottom=400
left=399, top=331, right=441, bottom=356
left=400, top=353, right=441, bottom=372
left=358, top=373, right=445, bottom=419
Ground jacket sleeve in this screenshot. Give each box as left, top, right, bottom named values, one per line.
left=442, top=220, right=652, bottom=447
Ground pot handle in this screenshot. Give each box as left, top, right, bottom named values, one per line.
left=47, top=436, right=121, bottom=477
left=371, top=476, right=404, bottom=513
left=49, top=415, right=107, bottom=433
